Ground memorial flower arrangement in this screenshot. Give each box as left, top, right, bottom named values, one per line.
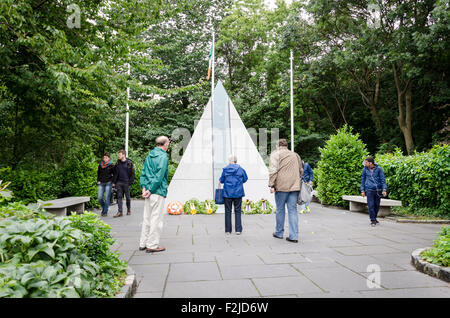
left=242, top=199, right=257, bottom=214
left=242, top=199, right=274, bottom=214
left=183, top=199, right=217, bottom=215
left=254, top=199, right=273, bottom=214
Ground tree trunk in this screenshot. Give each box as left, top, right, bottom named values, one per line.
left=393, top=63, right=415, bottom=154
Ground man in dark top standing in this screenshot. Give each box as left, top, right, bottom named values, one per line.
left=113, top=149, right=135, bottom=218
left=97, top=153, right=115, bottom=217
left=361, top=157, right=387, bottom=227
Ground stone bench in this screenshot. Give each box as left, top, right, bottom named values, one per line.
left=342, top=195, right=402, bottom=216
left=40, top=196, right=91, bottom=217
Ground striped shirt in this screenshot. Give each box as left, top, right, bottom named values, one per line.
left=269, top=147, right=303, bottom=192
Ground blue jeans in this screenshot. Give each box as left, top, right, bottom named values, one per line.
left=274, top=191, right=300, bottom=240
left=224, top=197, right=242, bottom=233
left=98, top=182, right=112, bottom=214
left=367, top=189, right=382, bottom=221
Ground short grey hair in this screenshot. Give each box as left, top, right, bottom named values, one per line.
left=156, top=136, right=170, bottom=146
left=228, top=154, right=237, bottom=164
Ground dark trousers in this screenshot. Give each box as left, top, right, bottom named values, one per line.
left=224, top=197, right=242, bottom=233
left=367, top=190, right=382, bottom=221
left=116, top=182, right=131, bottom=213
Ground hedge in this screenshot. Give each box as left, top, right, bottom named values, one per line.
left=376, top=145, right=450, bottom=218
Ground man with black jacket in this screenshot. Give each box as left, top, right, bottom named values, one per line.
left=97, top=153, right=115, bottom=217
left=113, top=149, right=135, bottom=217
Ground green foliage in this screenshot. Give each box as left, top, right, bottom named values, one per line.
left=68, top=212, right=127, bottom=297
left=376, top=145, right=450, bottom=218
left=0, top=203, right=126, bottom=298
left=315, top=126, right=369, bottom=207
left=0, top=181, right=13, bottom=205
left=421, top=226, right=450, bottom=267
left=60, top=145, right=99, bottom=208
left=0, top=168, right=63, bottom=205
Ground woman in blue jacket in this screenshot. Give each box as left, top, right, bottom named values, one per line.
left=361, top=157, right=387, bottom=226
left=219, top=155, right=248, bottom=235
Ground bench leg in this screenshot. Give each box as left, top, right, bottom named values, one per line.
left=378, top=206, right=391, bottom=217
left=45, top=208, right=67, bottom=217
left=67, top=203, right=85, bottom=215
left=349, top=201, right=365, bottom=212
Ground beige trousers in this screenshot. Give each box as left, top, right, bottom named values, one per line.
left=139, top=194, right=166, bottom=249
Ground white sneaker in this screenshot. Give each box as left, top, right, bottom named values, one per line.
left=236, top=232, right=241, bottom=235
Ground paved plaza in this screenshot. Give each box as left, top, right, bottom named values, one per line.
left=101, top=200, right=450, bottom=298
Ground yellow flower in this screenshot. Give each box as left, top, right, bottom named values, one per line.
left=191, top=209, right=197, bottom=215
left=207, top=208, right=212, bottom=214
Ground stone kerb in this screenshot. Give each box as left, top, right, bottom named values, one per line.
left=411, top=248, right=450, bottom=283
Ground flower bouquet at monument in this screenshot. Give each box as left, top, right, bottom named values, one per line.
left=242, top=199, right=257, bottom=214
left=183, top=199, right=218, bottom=214
left=201, top=200, right=218, bottom=214
left=254, top=198, right=273, bottom=214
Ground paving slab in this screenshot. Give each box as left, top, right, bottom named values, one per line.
left=252, top=276, right=323, bottom=296
left=168, top=262, right=222, bottom=282
left=100, top=200, right=449, bottom=298
left=163, top=279, right=260, bottom=298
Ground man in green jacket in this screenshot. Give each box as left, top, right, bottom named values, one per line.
left=139, top=136, right=170, bottom=253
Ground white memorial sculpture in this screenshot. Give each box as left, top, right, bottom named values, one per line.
left=165, top=81, right=273, bottom=213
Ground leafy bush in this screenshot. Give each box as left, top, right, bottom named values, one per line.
left=0, top=204, right=127, bottom=298
left=61, top=145, right=99, bottom=208
left=421, top=226, right=449, bottom=267
left=315, top=126, right=369, bottom=207
left=0, top=181, right=13, bottom=205
left=0, top=144, right=99, bottom=208
left=68, top=212, right=127, bottom=297
left=376, top=145, right=450, bottom=218
left=0, top=167, right=63, bottom=205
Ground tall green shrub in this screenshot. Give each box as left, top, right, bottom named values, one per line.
left=0, top=167, right=63, bottom=205
left=315, top=126, right=369, bottom=207
left=61, top=145, right=99, bottom=208
left=376, top=145, right=450, bottom=217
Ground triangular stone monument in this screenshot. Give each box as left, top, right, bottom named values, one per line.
left=165, top=81, right=272, bottom=213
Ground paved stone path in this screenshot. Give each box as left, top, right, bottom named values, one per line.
left=101, top=200, right=450, bottom=298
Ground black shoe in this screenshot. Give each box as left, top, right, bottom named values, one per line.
left=371, top=221, right=376, bottom=227
left=273, top=233, right=283, bottom=239
left=138, top=247, right=146, bottom=251
left=286, top=237, right=298, bottom=243
left=375, top=220, right=380, bottom=224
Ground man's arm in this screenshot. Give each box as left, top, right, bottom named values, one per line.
left=268, top=152, right=279, bottom=187
left=360, top=169, right=366, bottom=196
left=242, top=168, right=248, bottom=183
left=379, top=167, right=387, bottom=196
left=97, top=165, right=101, bottom=184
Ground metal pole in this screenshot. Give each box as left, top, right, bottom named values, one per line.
left=125, top=61, right=130, bottom=156
left=290, top=49, right=294, bottom=151
left=212, top=31, right=215, bottom=106
left=211, top=31, right=215, bottom=198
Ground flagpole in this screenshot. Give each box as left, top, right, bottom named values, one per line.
left=211, top=31, right=215, bottom=199
left=290, top=49, right=294, bottom=151
left=212, top=31, right=215, bottom=107
left=125, top=59, right=130, bottom=156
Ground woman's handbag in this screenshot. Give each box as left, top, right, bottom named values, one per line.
left=215, top=182, right=224, bottom=205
